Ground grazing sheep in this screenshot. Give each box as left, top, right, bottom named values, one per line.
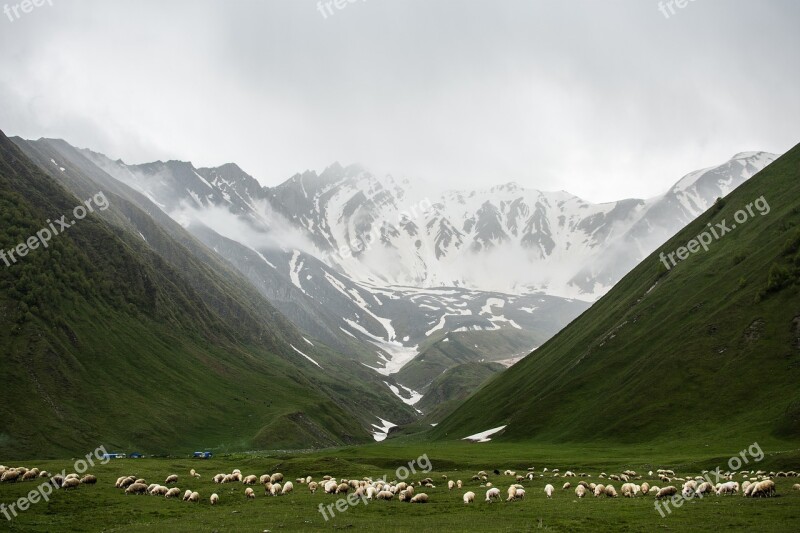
left=270, top=473, right=284, bottom=484
left=308, top=481, right=319, bottom=493
left=125, top=483, right=148, bottom=495
left=213, top=474, right=225, bottom=484
left=749, top=480, right=776, bottom=498
left=605, top=485, right=618, bottom=498
left=793, top=484, right=800, bottom=491
left=270, top=483, right=282, bottom=496
left=135, top=478, right=146, bottom=485
left=562, top=482, right=571, bottom=490
left=716, top=481, right=738, bottom=496
left=696, top=482, right=714, bottom=497
left=641, top=482, right=650, bottom=495
left=335, top=482, right=349, bottom=495
left=281, top=481, right=294, bottom=495
left=545, top=484, right=555, bottom=498
left=245, top=488, right=255, bottom=499
left=22, top=471, right=38, bottom=481
left=410, top=493, right=428, bottom=503
left=324, top=480, right=338, bottom=494
left=621, top=483, right=636, bottom=498
left=150, top=486, right=168, bottom=496
left=575, top=485, right=586, bottom=498
left=448, top=480, right=455, bottom=491
left=62, top=478, right=81, bottom=490
left=210, top=493, right=219, bottom=505
left=165, top=475, right=178, bottom=485
left=39, top=471, right=49, bottom=478
left=165, top=488, right=182, bottom=499
left=243, top=475, right=258, bottom=485
left=655, top=486, right=678, bottom=500
left=188, top=492, right=200, bottom=503
left=377, top=490, right=394, bottom=500
left=457, top=479, right=463, bottom=489
left=80, top=474, right=97, bottom=485
left=485, top=487, right=501, bottom=502
left=463, top=491, right=475, bottom=504
left=366, top=486, right=378, bottom=500
left=190, top=468, right=200, bottom=478
left=594, top=484, right=605, bottom=497
left=182, top=489, right=193, bottom=501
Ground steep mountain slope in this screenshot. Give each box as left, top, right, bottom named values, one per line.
left=432, top=144, right=800, bottom=445
left=0, top=130, right=417, bottom=459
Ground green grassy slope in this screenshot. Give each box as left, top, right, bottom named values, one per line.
left=0, top=130, right=374, bottom=458
left=432, top=144, right=800, bottom=445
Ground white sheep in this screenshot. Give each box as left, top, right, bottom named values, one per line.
left=190, top=468, right=200, bottom=478
left=270, top=473, right=284, bottom=483
left=594, top=484, right=605, bottom=497
left=165, top=487, right=182, bottom=499
left=410, top=493, right=428, bottom=503
left=485, top=487, right=501, bottom=502
left=188, top=491, right=200, bottom=503
left=655, top=486, right=678, bottom=500
left=604, top=485, right=617, bottom=498
left=281, top=481, right=294, bottom=495
left=243, top=475, right=258, bottom=485
left=270, top=483, right=282, bottom=496
left=308, top=481, right=318, bottom=493
left=448, top=480, right=455, bottom=490
left=544, top=484, right=554, bottom=498
left=210, top=493, right=219, bottom=505
left=182, top=489, right=193, bottom=501
left=575, top=485, right=586, bottom=498
left=165, top=475, right=178, bottom=485
left=245, top=488, right=255, bottom=499
left=463, top=491, right=475, bottom=503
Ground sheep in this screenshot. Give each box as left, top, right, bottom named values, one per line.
left=270, top=473, right=284, bottom=483
left=281, top=481, right=294, bottom=495
left=485, top=487, right=501, bottom=502
left=448, top=480, right=455, bottom=491
left=749, top=480, right=776, bottom=498
left=696, top=482, right=714, bottom=497
left=188, top=491, right=200, bottom=503
left=640, top=482, right=650, bottom=495
left=604, top=485, right=618, bottom=498
left=22, top=471, right=38, bottom=481
left=80, top=474, right=97, bottom=485
left=213, top=474, right=225, bottom=484
left=457, top=479, right=463, bottom=489
left=189, top=468, right=200, bottom=478
left=165, top=475, right=178, bottom=485
left=793, top=484, right=800, bottom=491
left=62, top=478, right=81, bottom=490
left=377, top=490, right=394, bottom=500
left=544, top=484, right=555, bottom=498
left=210, top=493, right=219, bottom=505
left=150, top=485, right=168, bottom=496
left=655, top=486, right=678, bottom=500
left=562, top=482, right=571, bottom=490
left=463, top=491, right=475, bottom=504
left=135, top=478, right=147, bottom=485
left=125, top=483, right=148, bottom=495
left=245, top=488, right=255, bottom=499
left=398, top=490, right=409, bottom=501
left=165, top=488, right=182, bottom=499
left=575, top=485, right=586, bottom=498
left=308, top=481, right=319, bottom=493
left=405, top=485, right=415, bottom=497
left=182, top=489, right=193, bottom=501
left=594, top=484, right=606, bottom=497
left=410, top=493, right=428, bottom=503
left=243, top=475, right=258, bottom=485
left=621, top=483, right=636, bottom=498
left=270, top=483, right=282, bottom=496
left=366, top=486, right=378, bottom=500
left=324, top=480, right=338, bottom=494
left=716, top=481, right=738, bottom=496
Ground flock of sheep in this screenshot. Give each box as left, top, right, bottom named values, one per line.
left=0, top=465, right=97, bottom=489
left=4, top=463, right=799, bottom=509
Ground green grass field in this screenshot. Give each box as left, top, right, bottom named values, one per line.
left=2, top=441, right=799, bottom=532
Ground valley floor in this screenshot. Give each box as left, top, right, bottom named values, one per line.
left=1, top=442, right=799, bottom=532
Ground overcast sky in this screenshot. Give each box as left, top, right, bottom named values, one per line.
left=1, top=0, right=798, bottom=202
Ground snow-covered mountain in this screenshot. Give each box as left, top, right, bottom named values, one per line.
left=75, top=147, right=775, bottom=406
